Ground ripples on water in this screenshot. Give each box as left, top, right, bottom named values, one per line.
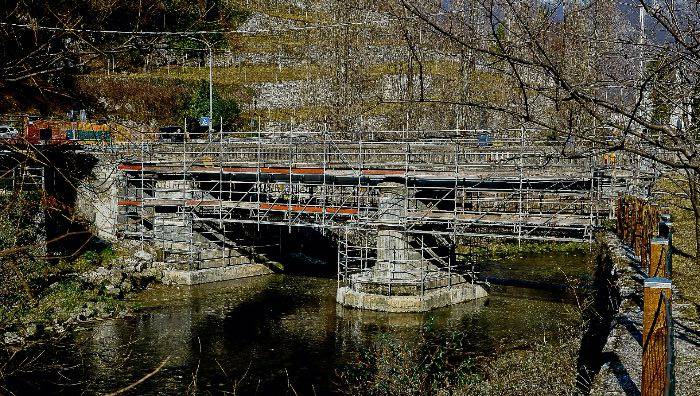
left=5, top=253, right=591, bottom=395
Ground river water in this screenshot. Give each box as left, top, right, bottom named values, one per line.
left=6, top=252, right=592, bottom=395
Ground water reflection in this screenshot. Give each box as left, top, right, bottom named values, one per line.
left=6, top=253, right=589, bottom=395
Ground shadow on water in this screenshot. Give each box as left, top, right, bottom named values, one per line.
left=2, top=252, right=592, bottom=395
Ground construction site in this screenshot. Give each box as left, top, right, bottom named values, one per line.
left=8, top=123, right=637, bottom=312
left=0, top=110, right=658, bottom=313
left=3, top=0, right=700, bottom=393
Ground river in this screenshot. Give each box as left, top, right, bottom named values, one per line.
left=5, top=251, right=592, bottom=395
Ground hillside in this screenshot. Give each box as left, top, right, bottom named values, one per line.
left=76, top=0, right=516, bottom=132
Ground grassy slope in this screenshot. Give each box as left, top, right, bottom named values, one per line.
left=656, top=178, right=700, bottom=321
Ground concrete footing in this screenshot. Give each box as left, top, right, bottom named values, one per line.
left=336, top=283, right=488, bottom=313
left=162, top=263, right=273, bottom=285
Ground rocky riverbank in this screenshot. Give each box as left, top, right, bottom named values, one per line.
left=1, top=243, right=162, bottom=347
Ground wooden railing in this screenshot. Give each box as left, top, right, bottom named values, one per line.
left=616, top=194, right=675, bottom=395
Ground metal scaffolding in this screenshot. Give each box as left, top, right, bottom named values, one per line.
left=111, top=125, right=644, bottom=282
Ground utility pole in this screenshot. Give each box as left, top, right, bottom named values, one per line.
left=190, top=36, right=214, bottom=140
left=209, top=42, right=213, bottom=139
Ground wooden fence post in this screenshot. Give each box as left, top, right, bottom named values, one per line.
left=628, top=198, right=634, bottom=247
left=659, top=217, right=673, bottom=277
left=649, top=237, right=670, bottom=278
left=642, top=277, right=673, bottom=396
left=617, top=193, right=623, bottom=236
left=643, top=204, right=657, bottom=270
left=659, top=215, right=673, bottom=246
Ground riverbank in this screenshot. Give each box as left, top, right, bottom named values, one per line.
left=590, top=232, right=700, bottom=395
left=1, top=242, right=161, bottom=347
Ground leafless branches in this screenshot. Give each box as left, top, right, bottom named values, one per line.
left=104, top=355, right=171, bottom=396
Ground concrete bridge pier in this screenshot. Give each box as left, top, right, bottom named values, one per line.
left=119, top=177, right=273, bottom=285
left=336, top=182, right=488, bottom=312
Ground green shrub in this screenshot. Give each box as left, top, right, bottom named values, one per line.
left=184, top=79, right=242, bottom=130
left=337, top=329, right=483, bottom=396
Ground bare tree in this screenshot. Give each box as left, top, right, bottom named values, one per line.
left=393, top=0, right=700, bottom=262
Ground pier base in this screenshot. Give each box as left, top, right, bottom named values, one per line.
left=337, top=182, right=488, bottom=312
left=162, top=263, right=273, bottom=285
left=336, top=283, right=487, bottom=313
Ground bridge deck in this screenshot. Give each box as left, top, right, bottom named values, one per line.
left=110, top=133, right=641, bottom=244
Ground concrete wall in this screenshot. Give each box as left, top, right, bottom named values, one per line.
left=75, top=155, right=119, bottom=242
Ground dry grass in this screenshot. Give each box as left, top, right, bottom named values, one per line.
left=462, top=335, right=580, bottom=395
left=231, top=0, right=332, bottom=24
left=336, top=324, right=581, bottom=396
left=110, top=64, right=327, bottom=85
left=232, top=33, right=308, bottom=54
left=655, top=177, right=700, bottom=321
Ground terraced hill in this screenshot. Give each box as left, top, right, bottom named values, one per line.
left=79, top=0, right=516, bottom=132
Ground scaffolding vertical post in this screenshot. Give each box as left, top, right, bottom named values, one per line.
left=363, top=231, right=368, bottom=273
left=288, top=119, right=293, bottom=233
left=357, top=130, right=362, bottom=218
left=404, top=141, right=409, bottom=230
left=518, top=126, right=525, bottom=246
left=219, top=117, right=224, bottom=263
left=140, top=125, right=145, bottom=251
left=344, top=227, right=349, bottom=287
left=182, top=118, right=189, bottom=267
left=448, top=249, right=452, bottom=287
left=256, top=115, right=261, bottom=231
left=454, top=140, right=459, bottom=242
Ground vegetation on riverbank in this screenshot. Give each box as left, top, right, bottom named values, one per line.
left=458, top=240, right=589, bottom=259
left=0, top=191, right=133, bottom=342
left=336, top=323, right=581, bottom=395
left=0, top=244, right=125, bottom=342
